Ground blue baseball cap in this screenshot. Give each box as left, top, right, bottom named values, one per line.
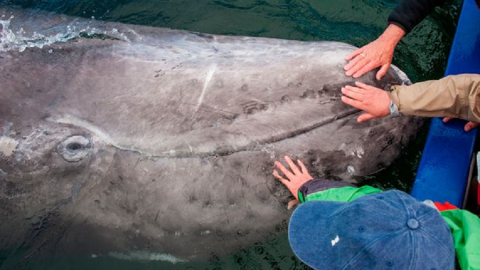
left=288, top=190, right=455, bottom=270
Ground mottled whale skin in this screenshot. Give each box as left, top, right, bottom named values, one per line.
left=0, top=8, right=422, bottom=262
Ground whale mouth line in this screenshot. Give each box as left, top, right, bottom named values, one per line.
left=50, top=109, right=359, bottom=159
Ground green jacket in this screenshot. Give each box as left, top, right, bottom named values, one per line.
left=297, top=180, right=480, bottom=270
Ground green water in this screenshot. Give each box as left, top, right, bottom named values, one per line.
left=0, top=0, right=461, bottom=269
left=3, top=0, right=459, bottom=81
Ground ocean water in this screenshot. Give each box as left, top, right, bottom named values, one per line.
left=0, top=0, right=460, bottom=269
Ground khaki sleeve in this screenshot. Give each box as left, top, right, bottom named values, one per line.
left=388, top=74, right=480, bottom=122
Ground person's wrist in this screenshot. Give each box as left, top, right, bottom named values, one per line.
left=377, top=90, right=392, bottom=117
left=378, top=24, right=405, bottom=46
left=389, top=100, right=401, bottom=117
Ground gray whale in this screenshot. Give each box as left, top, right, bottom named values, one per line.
left=0, top=7, right=422, bottom=262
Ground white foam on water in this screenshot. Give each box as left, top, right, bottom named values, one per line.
left=0, top=15, right=130, bottom=52
left=0, top=16, right=80, bottom=52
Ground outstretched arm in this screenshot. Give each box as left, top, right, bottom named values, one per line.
left=272, top=156, right=373, bottom=204
left=388, top=0, right=446, bottom=34
left=344, top=0, right=446, bottom=80
left=341, top=74, right=480, bottom=131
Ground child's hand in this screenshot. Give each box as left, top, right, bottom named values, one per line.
left=273, top=156, right=313, bottom=200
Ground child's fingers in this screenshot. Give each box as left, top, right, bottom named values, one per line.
left=297, top=159, right=311, bottom=177
left=284, top=156, right=301, bottom=175
left=287, top=200, right=299, bottom=210
left=274, top=161, right=295, bottom=180
left=273, top=170, right=289, bottom=186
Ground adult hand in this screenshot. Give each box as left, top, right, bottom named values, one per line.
left=442, top=117, right=480, bottom=132
left=273, top=156, right=313, bottom=200
left=344, top=24, right=405, bottom=80
left=341, top=82, right=391, bottom=122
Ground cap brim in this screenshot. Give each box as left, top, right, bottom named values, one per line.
left=288, top=200, right=346, bottom=269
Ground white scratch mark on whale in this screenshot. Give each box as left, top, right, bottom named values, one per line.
left=50, top=115, right=116, bottom=145
left=194, top=65, right=216, bottom=114
left=108, top=250, right=187, bottom=264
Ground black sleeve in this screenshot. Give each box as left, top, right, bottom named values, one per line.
left=388, top=0, right=446, bottom=34
left=297, top=179, right=356, bottom=203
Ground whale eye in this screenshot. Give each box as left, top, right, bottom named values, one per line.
left=67, top=142, right=82, bottom=151
left=57, top=135, right=92, bottom=162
